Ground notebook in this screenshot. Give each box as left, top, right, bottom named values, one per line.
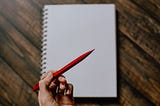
left=41, top=4, right=117, bottom=98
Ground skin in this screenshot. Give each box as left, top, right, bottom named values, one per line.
left=38, top=70, right=74, bottom=106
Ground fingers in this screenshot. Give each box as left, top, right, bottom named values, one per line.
left=41, top=70, right=56, bottom=80
left=58, top=76, right=66, bottom=83
left=53, top=76, right=73, bottom=96
left=58, top=81, right=73, bottom=96
left=49, top=81, right=57, bottom=90
left=39, top=72, right=53, bottom=90
left=40, top=70, right=66, bottom=90
left=66, top=83, right=73, bottom=96
left=55, top=83, right=74, bottom=105
left=40, top=70, right=73, bottom=96
left=38, top=72, right=54, bottom=104
left=57, top=76, right=66, bottom=94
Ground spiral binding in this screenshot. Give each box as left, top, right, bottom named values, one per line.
left=41, top=7, right=48, bottom=74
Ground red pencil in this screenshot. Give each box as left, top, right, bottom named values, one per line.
left=33, top=49, right=95, bottom=91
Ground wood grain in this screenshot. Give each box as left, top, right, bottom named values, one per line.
left=117, top=0, right=160, bottom=64
left=0, top=57, right=38, bottom=105
left=0, top=0, right=159, bottom=106
left=118, top=33, right=160, bottom=105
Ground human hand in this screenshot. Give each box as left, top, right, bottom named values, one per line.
left=38, top=70, right=74, bottom=106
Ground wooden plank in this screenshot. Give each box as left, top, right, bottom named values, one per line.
left=0, top=25, right=40, bottom=86
left=119, top=78, right=154, bottom=106
left=131, top=0, right=160, bottom=23
left=0, top=57, right=38, bottom=105
left=0, top=12, right=41, bottom=71
left=116, top=0, right=160, bottom=64
left=0, top=0, right=42, bottom=49
left=0, top=96, right=12, bottom=106
left=0, top=14, right=41, bottom=71
left=118, top=33, right=160, bottom=105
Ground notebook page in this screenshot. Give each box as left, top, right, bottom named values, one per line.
left=42, top=4, right=117, bottom=97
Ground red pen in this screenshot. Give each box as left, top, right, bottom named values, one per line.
left=33, top=49, right=95, bottom=91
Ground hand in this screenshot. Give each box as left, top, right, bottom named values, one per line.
left=38, top=70, right=74, bottom=106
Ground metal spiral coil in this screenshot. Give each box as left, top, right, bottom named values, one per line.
left=41, top=7, right=48, bottom=74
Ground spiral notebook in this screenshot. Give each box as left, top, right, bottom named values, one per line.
left=41, top=4, right=117, bottom=98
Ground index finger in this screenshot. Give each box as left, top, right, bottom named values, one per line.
left=41, top=70, right=56, bottom=80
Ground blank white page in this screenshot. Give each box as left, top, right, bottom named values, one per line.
left=42, top=4, right=117, bottom=97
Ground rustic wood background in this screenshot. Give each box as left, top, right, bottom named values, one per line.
left=0, top=0, right=160, bottom=106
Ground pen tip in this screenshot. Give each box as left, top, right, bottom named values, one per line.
left=88, top=49, right=95, bottom=53
left=91, top=49, right=95, bottom=52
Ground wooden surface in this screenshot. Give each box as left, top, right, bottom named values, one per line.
left=0, top=0, right=160, bottom=106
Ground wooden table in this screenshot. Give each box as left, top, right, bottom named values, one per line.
left=0, top=0, right=159, bottom=106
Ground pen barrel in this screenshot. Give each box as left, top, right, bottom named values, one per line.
left=33, top=82, right=39, bottom=91
left=53, top=49, right=94, bottom=77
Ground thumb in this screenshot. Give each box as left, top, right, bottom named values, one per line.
left=39, top=72, right=53, bottom=90
left=38, top=72, right=55, bottom=105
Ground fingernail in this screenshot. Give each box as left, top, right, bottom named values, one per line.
left=61, top=77, right=66, bottom=81
left=66, top=90, right=70, bottom=95
left=48, top=72, right=52, bottom=77
left=48, top=72, right=52, bottom=75
left=60, top=83, right=65, bottom=89
left=59, top=77, right=66, bottom=81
